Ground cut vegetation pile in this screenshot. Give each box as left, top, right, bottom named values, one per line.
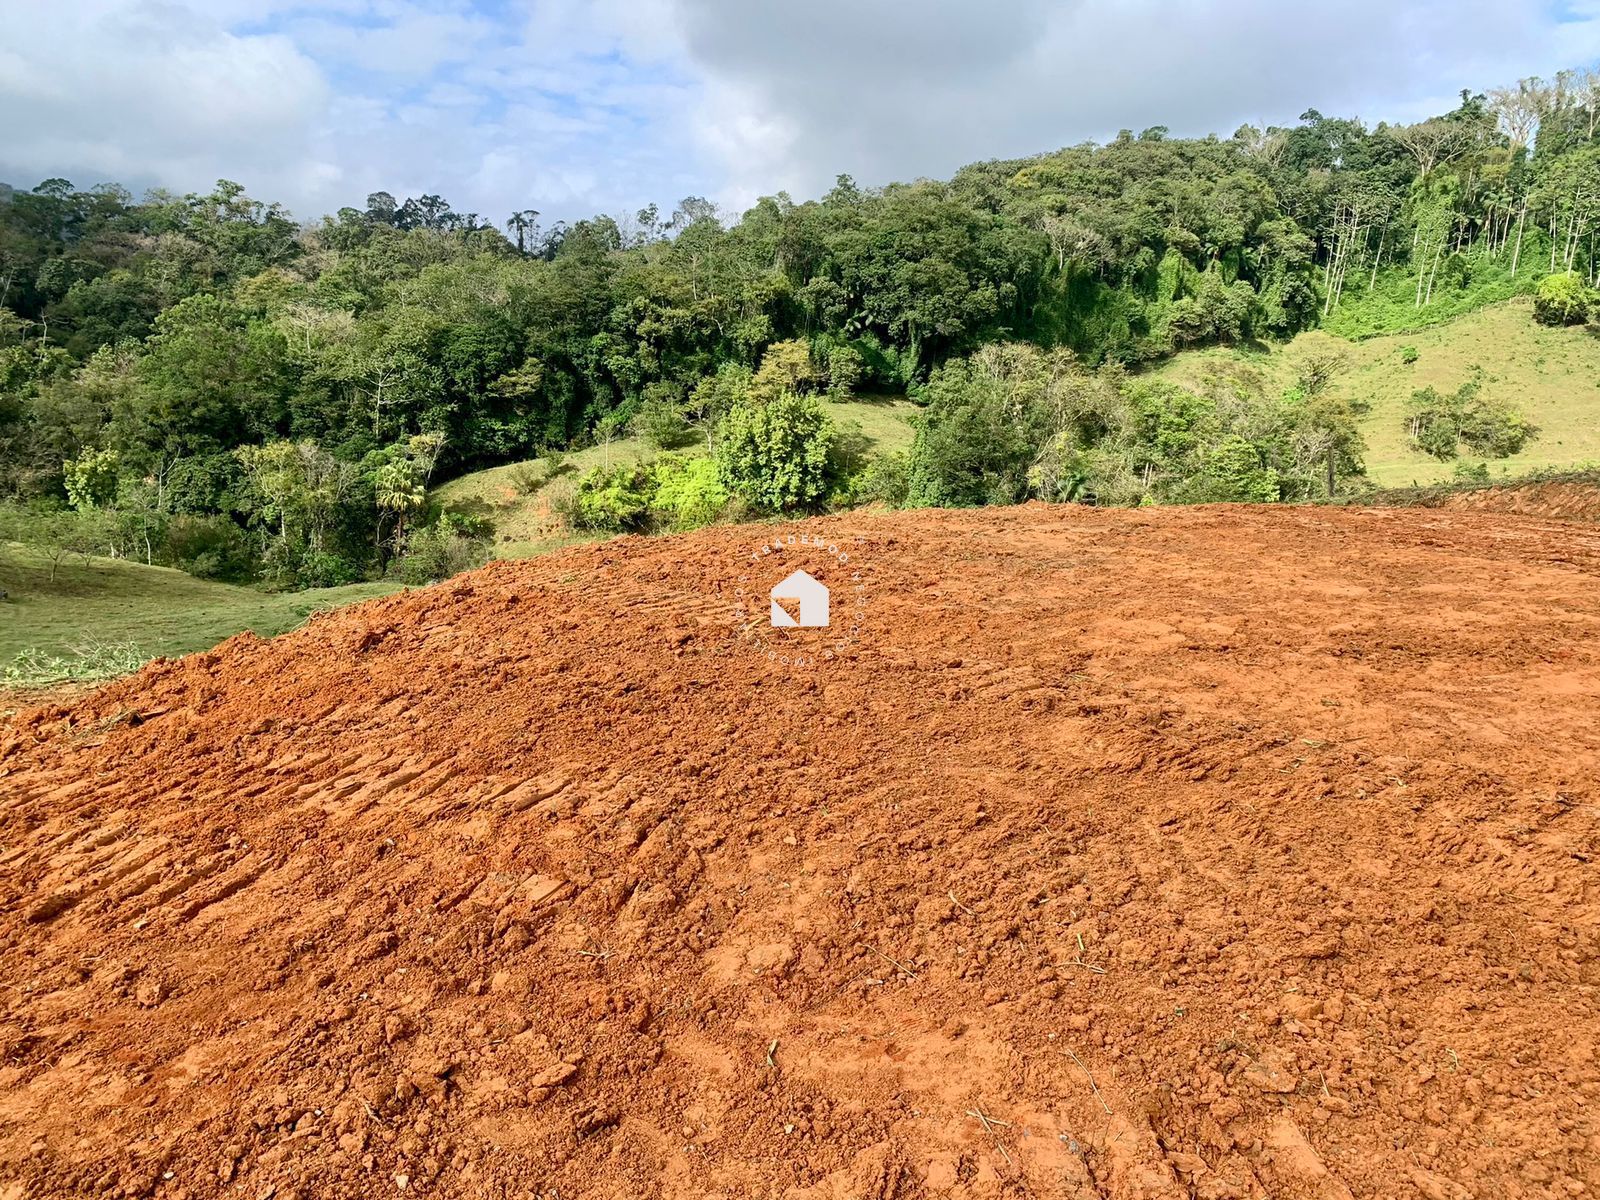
left=2, top=504, right=1598, bottom=1200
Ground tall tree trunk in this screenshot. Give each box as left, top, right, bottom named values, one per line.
left=1511, top=197, right=1528, bottom=276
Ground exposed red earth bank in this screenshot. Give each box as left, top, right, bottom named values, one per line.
left=2, top=503, right=1598, bottom=1199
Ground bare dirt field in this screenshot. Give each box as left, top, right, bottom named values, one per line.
left=2, top=503, right=1598, bottom=1199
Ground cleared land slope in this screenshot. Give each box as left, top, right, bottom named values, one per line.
left=2, top=504, right=1598, bottom=1200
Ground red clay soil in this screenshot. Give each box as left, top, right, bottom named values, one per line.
left=2, top=503, right=1599, bottom=1200
left=1434, top=480, right=1600, bottom=524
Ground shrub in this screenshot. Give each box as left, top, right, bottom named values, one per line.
left=1405, top=382, right=1537, bottom=461
left=298, top=551, right=362, bottom=588
left=509, top=461, right=544, bottom=495
left=1400, top=345, right=1420, bottom=364
left=1171, top=434, right=1278, bottom=503
left=649, top=455, right=729, bottom=530
left=715, top=392, right=834, bottom=512
left=437, top=510, right=494, bottom=540
left=688, top=362, right=752, bottom=444
left=571, top=462, right=655, bottom=532
left=164, top=513, right=254, bottom=581
left=854, top=452, right=911, bottom=507
left=1533, top=272, right=1592, bottom=327
left=825, top=344, right=865, bottom=397
left=633, top=385, right=695, bottom=450
left=1406, top=386, right=1463, bottom=460
left=904, top=356, right=1045, bottom=507
left=393, top=526, right=490, bottom=584
left=1458, top=394, right=1537, bottom=458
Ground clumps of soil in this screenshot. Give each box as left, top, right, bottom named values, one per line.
left=2, top=503, right=1599, bottom=1199
left=1435, top=478, right=1600, bottom=523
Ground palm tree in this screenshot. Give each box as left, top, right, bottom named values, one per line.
left=505, top=209, right=541, bottom=254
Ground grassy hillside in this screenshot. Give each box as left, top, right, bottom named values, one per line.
left=0, top=545, right=399, bottom=683
left=434, top=396, right=919, bottom=558
left=1151, top=300, right=1600, bottom=488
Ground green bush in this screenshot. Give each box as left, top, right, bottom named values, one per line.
left=854, top=452, right=911, bottom=507
left=1406, top=386, right=1464, bottom=460
left=298, top=551, right=362, bottom=588
left=1179, top=434, right=1279, bottom=502
left=715, top=392, right=834, bottom=512
left=649, top=455, right=729, bottom=530
left=633, top=385, right=695, bottom=450
left=904, top=346, right=1068, bottom=507
left=393, top=526, right=490, bottom=584
left=1405, top=382, right=1537, bottom=461
left=571, top=462, right=655, bottom=531
left=825, top=344, right=865, bottom=397
left=1533, top=272, right=1593, bottom=327
left=1400, top=345, right=1420, bottom=364
left=1458, top=394, right=1537, bottom=458
left=164, top=513, right=255, bottom=581
left=437, top=510, right=494, bottom=540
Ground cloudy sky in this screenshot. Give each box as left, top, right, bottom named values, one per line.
left=2, top=0, right=1597, bottom=226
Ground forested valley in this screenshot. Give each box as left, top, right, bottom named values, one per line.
left=3, top=69, right=1600, bottom=592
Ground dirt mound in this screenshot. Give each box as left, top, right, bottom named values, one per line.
left=1432, top=478, right=1600, bottom=524
left=3, top=504, right=1599, bottom=1200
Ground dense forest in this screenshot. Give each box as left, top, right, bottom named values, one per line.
left=3, top=68, right=1599, bottom=588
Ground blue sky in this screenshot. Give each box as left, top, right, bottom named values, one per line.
left=1, top=0, right=1596, bottom=227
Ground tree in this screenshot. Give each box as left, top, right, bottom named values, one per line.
left=716, top=392, right=834, bottom=511
left=1488, top=79, right=1543, bottom=152
left=365, top=192, right=399, bottom=225
left=750, top=340, right=821, bottom=400
left=235, top=440, right=359, bottom=581
left=632, top=384, right=694, bottom=450
left=63, top=447, right=119, bottom=510
left=1388, top=118, right=1484, bottom=180
left=1533, top=272, right=1593, bottom=325
left=505, top=209, right=541, bottom=254
left=373, top=458, right=425, bottom=551
left=1406, top=382, right=1536, bottom=460
left=5, top=507, right=110, bottom=582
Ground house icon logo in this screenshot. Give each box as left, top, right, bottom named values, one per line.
left=770, top=569, right=829, bottom=628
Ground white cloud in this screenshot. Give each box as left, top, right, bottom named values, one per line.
left=0, top=0, right=1594, bottom=227
left=670, top=0, right=1600, bottom=204
left=277, top=2, right=496, bottom=75
left=0, top=0, right=331, bottom=195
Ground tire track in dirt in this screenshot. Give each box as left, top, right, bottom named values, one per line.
left=1, top=503, right=1598, bottom=1200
